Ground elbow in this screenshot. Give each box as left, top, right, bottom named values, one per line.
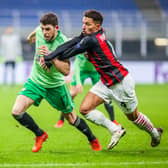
left=64, top=73, right=69, bottom=76
left=63, top=61, right=70, bottom=76
left=63, top=69, right=70, bottom=76
left=27, top=38, right=31, bottom=44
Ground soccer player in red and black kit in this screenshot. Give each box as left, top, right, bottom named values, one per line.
left=43, top=9, right=163, bottom=149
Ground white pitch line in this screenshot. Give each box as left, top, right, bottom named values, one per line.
left=0, top=161, right=168, bottom=167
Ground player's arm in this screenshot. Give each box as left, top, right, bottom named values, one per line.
left=38, top=45, right=70, bottom=75
left=44, top=33, right=86, bottom=62
left=58, top=36, right=94, bottom=61
left=27, top=30, right=36, bottom=44
left=38, top=45, right=52, bottom=71
left=52, top=58, right=70, bottom=76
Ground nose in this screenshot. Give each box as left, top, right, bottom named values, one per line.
left=43, top=30, right=48, bottom=35
left=44, top=31, right=48, bottom=35
left=82, top=24, right=86, bottom=30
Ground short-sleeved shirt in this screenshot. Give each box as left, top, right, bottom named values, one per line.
left=19, top=27, right=74, bottom=112
left=30, top=26, right=68, bottom=88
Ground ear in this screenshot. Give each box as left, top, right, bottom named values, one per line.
left=56, top=25, right=59, bottom=30
left=96, top=23, right=101, bottom=30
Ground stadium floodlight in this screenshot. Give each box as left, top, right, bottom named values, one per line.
left=154, top=38, right=168, bottom=46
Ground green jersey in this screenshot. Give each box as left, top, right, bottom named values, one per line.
left=73, top=54, right=98, bottom=84
left=30, top=26, right=68, bottom=88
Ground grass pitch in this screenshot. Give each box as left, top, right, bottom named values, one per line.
left=0, top=84, right=168, bottom=168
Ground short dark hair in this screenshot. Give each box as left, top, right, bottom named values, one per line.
left=40, top=12, right=58, bottom=26
left=84, top=10, right=103, bottom=25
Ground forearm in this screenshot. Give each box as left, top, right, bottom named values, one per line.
left=45, top=36, right=82, bottom=62
left=52, top=59, right=70, bottom=76
left=58, top=45, right=85, bottom=60
left=27, top=30, right=36, bottom=44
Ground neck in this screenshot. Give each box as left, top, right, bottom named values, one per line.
left=51, top=31, right=59, bottom=41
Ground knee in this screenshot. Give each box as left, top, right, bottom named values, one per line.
left=11, top=106, right=23, bottom=116
left=12, top=107, right=17, bottom=116
left=79, top=106, right=90, bottom=116
left=64, top=111, right=76, bottom=125
left=126, top=114, right=135, bottom=121
left=12, top=108, right=21, bottom=120
left=125, top=109, right=138, bottom=121
left=70, top=92, right=77, bottom=99
left=67, top=119, right=74, bottom=125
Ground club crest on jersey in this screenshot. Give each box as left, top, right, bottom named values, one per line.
left=76, top=43, right=81, bottom=48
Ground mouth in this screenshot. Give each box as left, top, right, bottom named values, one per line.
left=82, top=30, right=87, bottom=35
left=45, top=36, right=50, bottom=41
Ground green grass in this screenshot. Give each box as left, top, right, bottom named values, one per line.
left=0, top=84, right=168, bottom=168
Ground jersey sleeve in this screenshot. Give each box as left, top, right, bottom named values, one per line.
left=58, top=36, right=94, bottom=60
left=44, top=35, right=82, bottom=62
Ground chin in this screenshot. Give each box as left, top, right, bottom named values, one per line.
left=45, top=37, right=50, bottom=41
left=83, top=32, right=88, bottom=36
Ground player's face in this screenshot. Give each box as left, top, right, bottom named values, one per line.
left=82, top=16, right=101, bottom=36
left=40, top=24, right=59, bottom=42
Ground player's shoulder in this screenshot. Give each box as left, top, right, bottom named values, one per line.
left=35, top=26, right=44, bottom=39
left=35, top=26, right=41, bottom=33
left=80, top=35, right=95, bottom=45
left=57, top=30, right=68, bottom=42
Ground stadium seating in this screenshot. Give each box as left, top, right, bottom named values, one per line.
left=0, top=0, right=167, bottom=61
left=0, top=0, right=138, bottom=11
left=158, top=0, right=168, bottom=11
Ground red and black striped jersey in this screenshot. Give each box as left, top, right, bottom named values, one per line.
left=85, top=29, right=128, bottom=87
left=45, top=29, right=128, bottom=87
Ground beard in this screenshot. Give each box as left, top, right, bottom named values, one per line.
left=45, top=33, right=55, bottom=42
left=49, top=34, right=55, bottom=41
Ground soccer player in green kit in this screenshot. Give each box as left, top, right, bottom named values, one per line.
left=55, top=53, right=121, bottom=128
left=11, top=12, right=101, bottom=152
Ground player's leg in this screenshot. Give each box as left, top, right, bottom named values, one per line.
left=104, top=102, right=114, bottom=121
left=64, top=110, right=101, bottom=151
left=91, top=72, right=119, bottom=124
left=126, top=108, right=163, bottom=147
left=70, top=85, right=80, bottom=99
left=54, top=113, right=64, bottom=128
left=12, top=95, right=44, bottom=136
left=80, top=82, right=125, bottom=149
left=12, top=79, right=48, bottom=152
left=104, top=102, right=120, bottom=125
left=48, top=84, right=101, bottom=151
left=3, top=61, right=8, bottom=85
left=11, top=61, right=16, bottom=85
left=54, top=85, right=79, bottom=128
left=115, top=73, right=163, bottom=147
left=54, top=73, right=80, bottom=128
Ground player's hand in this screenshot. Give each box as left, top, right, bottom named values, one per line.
left=39, top=57, right=50, bottom=72
left=27, top=36, right=36, bottom=44
left=38, top=45, right=51, bottom=72
left=38, top=45, right=50, bottom=56
left=27, top=30, right=36, bottom=44
left=76, top=84, right=83, bottom=93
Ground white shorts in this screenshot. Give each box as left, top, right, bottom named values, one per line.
left=90, top=73, right=138, bottom=114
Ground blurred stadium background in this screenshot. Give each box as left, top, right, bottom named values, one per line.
left=0, top=0, right=168, bottom=84
left=0, top=1, right=168, bottom=167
